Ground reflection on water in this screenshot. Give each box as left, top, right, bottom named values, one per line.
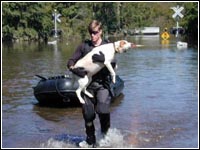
left=2, top=37, right=198, bottom=148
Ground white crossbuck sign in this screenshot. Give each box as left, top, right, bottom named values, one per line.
left=171, top=6, right=184, bottom=19
left=53, top=13, right=62, bottom=23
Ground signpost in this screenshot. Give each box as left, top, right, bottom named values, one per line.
left=170, top=5, right=184, bottom=37
left=52, top=9, right=61, bottom=38
left=170, top=5, right=187, bottom=48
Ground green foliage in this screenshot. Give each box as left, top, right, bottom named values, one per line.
left=2, top=2, right=198, bottom=43
left=181, top=2, right=198, bottom=43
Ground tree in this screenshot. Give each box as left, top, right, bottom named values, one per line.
left=2, top=2, right=198, bottom=44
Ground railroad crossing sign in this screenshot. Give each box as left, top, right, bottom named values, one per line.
left=52, top=12, right=61, bottom=23
left=52, top=9, right=61, bottom=38
left=170, top=5, right=184, bottom=19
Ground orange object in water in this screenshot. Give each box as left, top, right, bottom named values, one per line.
left=161, top=32, right=170, bottom=40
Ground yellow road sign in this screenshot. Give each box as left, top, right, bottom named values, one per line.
left=161, top=32, right=170, bottom=40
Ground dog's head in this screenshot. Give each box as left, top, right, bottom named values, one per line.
left=114, top=40, right=136, bottom=53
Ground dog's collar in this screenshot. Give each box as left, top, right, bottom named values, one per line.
left=113, top=42, right=119, bottom=53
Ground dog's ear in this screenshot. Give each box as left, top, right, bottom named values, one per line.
left=119, top=40, right=127, bottom=48
left=116, top=40, right=127, bottom=53
left=115, top=40, right=126, bottom=53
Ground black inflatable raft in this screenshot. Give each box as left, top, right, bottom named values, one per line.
left=33, top=73, right=124, bottom=106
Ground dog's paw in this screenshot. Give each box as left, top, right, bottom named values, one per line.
left=85, top=91, right=94, bottom=98
left=112, top=77, right=116, bottom=84
left=79, top=99, right=85, bottom=104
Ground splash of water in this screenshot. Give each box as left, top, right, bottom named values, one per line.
left=40, top=128, right=134, bottom=148
left=40, top=138, right=77, bottom=148
left=98, top=128, right=126, bottom=147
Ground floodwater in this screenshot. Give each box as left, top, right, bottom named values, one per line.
left=2, top=36, right=198, bottom=148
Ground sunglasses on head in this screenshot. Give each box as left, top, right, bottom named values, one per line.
left=89, top=30, right=99, bottom=35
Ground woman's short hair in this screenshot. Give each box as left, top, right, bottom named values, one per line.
left=88, top=20, right=102, bottom=33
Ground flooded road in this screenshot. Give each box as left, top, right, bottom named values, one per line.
left=2, top=36, right=198, bottom=148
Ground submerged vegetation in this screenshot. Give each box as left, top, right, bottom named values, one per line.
left=2, top=2, right=198, bottom=44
